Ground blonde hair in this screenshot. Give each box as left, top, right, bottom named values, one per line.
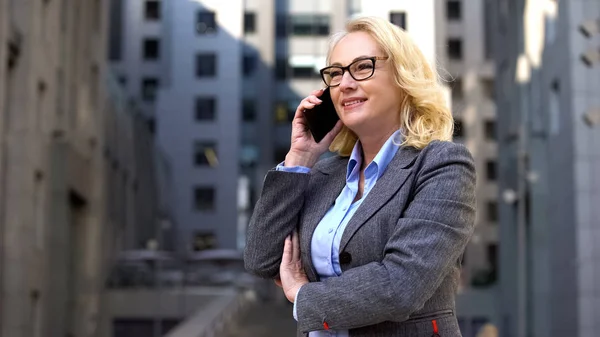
left=327, top=16, right=454, bottom=156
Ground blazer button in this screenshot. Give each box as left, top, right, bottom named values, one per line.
left=339, top=251, right=352, bottom=264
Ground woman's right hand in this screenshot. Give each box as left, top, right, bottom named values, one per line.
left=285, top=89, right=343, bottom=168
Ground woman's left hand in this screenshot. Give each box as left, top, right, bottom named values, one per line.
left=275, top=230, right=309, bottom=303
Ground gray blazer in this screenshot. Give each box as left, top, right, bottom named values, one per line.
left=244, top=140, right=476, bottom=337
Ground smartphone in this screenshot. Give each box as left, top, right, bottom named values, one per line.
left=303, top=88, right=340, bottom=143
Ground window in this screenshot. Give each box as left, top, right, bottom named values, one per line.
left=195, top=97, right=216, bottom=121
left=389, top=11, right=407, bottom=30
left=244, top=12, right=256, bottom=33
left=453, top=118, right=464, bottom=138
left=192, top=231, right=216, bottom=251
left=196, top=11, right=216, bottom=34
left=144, top=1, right=160, bottom=20
left=194, top=141, right=218, bottom=167
left=274, top=101, right=294, bottom=124
left=193, top=186, right=215, bottom=211
left=290, top=15, right=329, bottom=36
left=292, top=65, right=318, bottom=79
left=447, top=1, right=461, bottom=20
left=243, top=99, right=256, bottom=122
left=243, top=54, right=257, bottom=76
left=487, top=201, right=498, bottom=222
left=240, top=145, right=259, bottom=169
left=452, top=77, right=463, bottom=100
left=143, top=38, right=160, bottom=60
left=448, top=39, right=463, bottom=60
left=484, top=120, right=496, bottom=141
left=486, top=160, right=497, bottom=181
left=196, top=53, right=216, bottom=77
left=141, top=77, right=159, bottom=101
left=482, top=78, right=495, bottom=100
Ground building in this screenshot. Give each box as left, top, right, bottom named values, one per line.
left=494, top=0, right=600, bottom=336
left=110, top=3, right=499, bottom=330
left=0, top=0, right=170, bottom=336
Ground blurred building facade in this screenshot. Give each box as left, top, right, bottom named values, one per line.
left=494, top=0, right=600, bottom=336
left=0, top=0, right=172, bottom=336
left=108, top=1, right=500, bottom=332
left=437, top=0, right=499, bottom=294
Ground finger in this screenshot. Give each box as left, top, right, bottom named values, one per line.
left=311, top=88, right=325, bottom=97
left=306, top=95, right=322, bottom=105
left=282, top=235, right=292, bottom=264
left=292, top=230, right=301, bottom=262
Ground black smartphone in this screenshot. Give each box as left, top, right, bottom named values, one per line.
left=303, top=88, right=340, bottom=143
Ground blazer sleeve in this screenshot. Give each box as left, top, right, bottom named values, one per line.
left=244, top=169, right=311, bottom=279
left=295, top=141, right=476, bottom=333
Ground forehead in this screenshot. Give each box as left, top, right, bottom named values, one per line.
left=330, top=32, right=380, bottom=65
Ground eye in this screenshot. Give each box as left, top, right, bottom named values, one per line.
left=356, top=62, right=373, bottom=70
left=328, top=69, right=343, bottom=78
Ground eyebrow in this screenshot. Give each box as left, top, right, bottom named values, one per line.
left=329, top=55, right=371, bottom=67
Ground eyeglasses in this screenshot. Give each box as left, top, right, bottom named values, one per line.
left=319, top=56, right=389, bottom=87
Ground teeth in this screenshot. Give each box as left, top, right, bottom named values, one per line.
left=344, top=100, right=365, bottom=107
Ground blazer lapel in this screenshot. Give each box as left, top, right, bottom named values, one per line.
left=338, top=146, right=420, bottom=252
left=300, top=157, right=347, bottom=281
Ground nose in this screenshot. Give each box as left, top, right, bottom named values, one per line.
left=338, top=71, right=357, bottom=91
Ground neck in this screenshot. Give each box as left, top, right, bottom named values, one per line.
left=358, top=128, right=397, bottom=168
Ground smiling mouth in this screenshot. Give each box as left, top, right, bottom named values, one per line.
left=343, top=99, right=367, bottom=107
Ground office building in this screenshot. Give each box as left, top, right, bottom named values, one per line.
left=494, top=0, right=600, bottom=336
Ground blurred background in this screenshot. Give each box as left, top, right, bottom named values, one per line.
left=0, top=0, right=599, bottom=336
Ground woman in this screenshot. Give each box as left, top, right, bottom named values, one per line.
left=244, top=16, right=476, bottom=337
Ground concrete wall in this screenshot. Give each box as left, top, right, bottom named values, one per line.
left=0, top=0, right=164, bottom=336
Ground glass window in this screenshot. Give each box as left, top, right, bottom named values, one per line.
left=447, top=1, right=461, bottom=20
left=242, top=99, right=256, bottom=122
left=243, top=54, right=257, bottom=76
left=192, top=231, right=216, bottom=251
left=244, top=12, right=256, bottom=33
left=448, top=39, right=463, bottom=60
left=195, top=97, right=216, bottom=121
left=143, top=38, right=160, bottom=60
left=487, top=201, right=498, bottom=222
left=144, top=1, right=160, bottom=20
left=486, top=160, right=497, bottom=181
left=193, top=187, right=215, bottom=211
left=389, top=11, right=407, bottom=30
left=196, top=53, right=216, bottom=77
left=141, top=77, right=159, bottom=102
left=484, top=120, right=496, bottom=141
left=194, top=141, right=218, bottom=167
left=290, top=15, right=329, bottom=36
left=196, top=11, right=217, bottom=34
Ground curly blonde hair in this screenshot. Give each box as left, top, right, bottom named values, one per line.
left=327, top=16, right=454, bottom=156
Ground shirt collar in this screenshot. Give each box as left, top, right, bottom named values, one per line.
left=346, top=129, right=403, bottom=181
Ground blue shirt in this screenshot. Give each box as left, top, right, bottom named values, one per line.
left=276, top=130, right=402, bottom=336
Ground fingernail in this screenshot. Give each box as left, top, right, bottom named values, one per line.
left=316, top=98, right=322, bottom=103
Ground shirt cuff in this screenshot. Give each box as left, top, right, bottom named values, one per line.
left=293, top=286, right=303, bottom=321
left=276, top=161, right=311, bottom=174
